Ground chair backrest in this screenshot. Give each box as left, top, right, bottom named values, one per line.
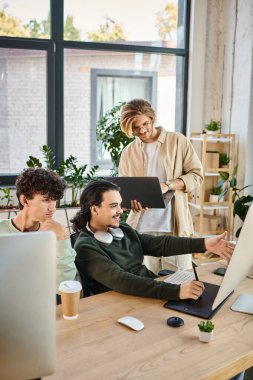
left=70, top=232, right=93, bottom=297
left=70, top=231, right=80, bottom=247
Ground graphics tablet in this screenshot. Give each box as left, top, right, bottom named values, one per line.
left=164, top=204, right=253, bottom=319
left=105, top=177, right=174, bottom=209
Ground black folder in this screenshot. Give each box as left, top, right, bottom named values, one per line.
left=105, top=177, right=174, bottom=209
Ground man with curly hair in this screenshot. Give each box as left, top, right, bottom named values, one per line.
left=0, top=168, right=77, bottom=297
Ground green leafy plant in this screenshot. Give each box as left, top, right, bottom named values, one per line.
left=198, top=320, right=214, bottom=333
left=26, top=146, right=99, bottom=207
left=205, top=119, right=221, bottom=132
left=0, top=187, right=14, bottom=207
left=96, top=101, right=133, bottom=175
left=26, top=145, right=55, bottom=169
left=215, top=165, right=253, bottom=237
left=26, top=156, right=42, bottom=168
left=57, top=155, right=98, bottom=207
left=210, top=186, right=222, bottom=196
left=219, top=153, right=230, bottom=166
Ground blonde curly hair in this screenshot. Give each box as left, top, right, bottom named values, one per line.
left=120, top=99, right=156, bottom=138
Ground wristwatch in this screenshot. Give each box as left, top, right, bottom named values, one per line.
left=166, top=180, right=174, bottom=191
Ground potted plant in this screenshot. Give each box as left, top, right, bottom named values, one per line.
left=96, top=101, right=133, bottom=176
left=0, top=187, right=17, bottom=210
left=204, top=119, right=221, bottom=134
left=57, top=155, right=98, bottom=207
left=216, top=165, right=253, bottom=237
left=209, top=186, right=223, bottom=202
left=198, top=320, right=214, bottom=342
left=219, top=153, right=230, bottom=168
left=26, top=145, right=99, bottom=207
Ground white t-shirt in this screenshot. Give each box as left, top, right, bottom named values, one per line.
left=137, top=141, right=173, bottom=233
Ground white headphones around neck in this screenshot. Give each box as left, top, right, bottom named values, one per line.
left=86, top=223, right=124, bottom=245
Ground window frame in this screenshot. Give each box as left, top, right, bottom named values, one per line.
left=0, top=37, right=55, bottom=186
left=0, top=0, right=191, bottom=184
left=90, top=68, right=157, bottom=167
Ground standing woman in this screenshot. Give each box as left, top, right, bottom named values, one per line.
left=118, top=98, right=203, bottom=274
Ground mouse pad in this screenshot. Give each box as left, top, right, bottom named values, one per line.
left=164, top=282, right=233, bottom=319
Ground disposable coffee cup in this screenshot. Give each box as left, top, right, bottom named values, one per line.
left=59, top=280, right=82, bottom=320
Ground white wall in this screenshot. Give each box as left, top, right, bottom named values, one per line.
left=188, top=0, right=253, bottom=190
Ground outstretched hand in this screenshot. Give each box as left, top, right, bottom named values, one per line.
left=204, top=232, right=235, bottom=263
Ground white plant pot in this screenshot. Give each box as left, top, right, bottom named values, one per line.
left=209, top=195, right=219, bottom=203
left=204, top=129, right=220, bottom=139
left=205, top=129, right=220, bottom=134
left=199, top=330, right=213, bottom=343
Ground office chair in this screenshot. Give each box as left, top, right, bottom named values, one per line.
left=70, top=232, right=93, bottom=297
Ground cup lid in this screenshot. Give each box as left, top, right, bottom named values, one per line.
left=59, top=280, right=82, bottom=293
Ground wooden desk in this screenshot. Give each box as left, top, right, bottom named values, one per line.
left=44, top=262, right=253, bottom=380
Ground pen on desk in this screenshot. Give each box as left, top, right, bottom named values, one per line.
left=192, top=262, right=199, bottom=281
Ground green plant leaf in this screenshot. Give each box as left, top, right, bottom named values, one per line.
left=96, top=101, right=133, bottom=169
left=233, top=199, right=248, bottom=220
left=235, top=226, right=242, bottom=238
left=230, top=177, right=237, bottom=187
left=41, top=145, right=55, bottom=169
left=219, top=171, right=229, bottom=181
left=232, top=164, right=238, bottom=177
left=198, top=320, right=214, bottom=332
left=218, top=188, right=228, bottom=200
left=26, top=156, right=42, bottom=168
left=205, top=119, right=221, bottom=131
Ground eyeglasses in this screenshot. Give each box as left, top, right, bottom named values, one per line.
left=132, top=121, right=151, bottom=133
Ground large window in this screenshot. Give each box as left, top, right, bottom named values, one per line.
left=64, top=0, right=186, bottom=49
left=0, top=0, right=50, bottom=39
left=64, top=49, right=184, bottom=174
left=93, top=70, right=154, bottom=167
left=0, top=0, right=190, bottom=181
left=0, top=48, right=47, bottom=174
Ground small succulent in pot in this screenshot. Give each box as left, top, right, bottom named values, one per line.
left=198, top=320, right=214, bottom=342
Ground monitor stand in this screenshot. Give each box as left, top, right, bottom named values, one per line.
left=231, top=294, right=253, bottom=314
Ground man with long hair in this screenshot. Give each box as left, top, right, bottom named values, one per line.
left=72, top=180, right=233, bottom=300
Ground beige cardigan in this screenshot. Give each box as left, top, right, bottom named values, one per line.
left=118, top=128, right=203, bottom=236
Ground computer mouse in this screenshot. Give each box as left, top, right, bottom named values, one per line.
left=213, top=267, right=226, bottom=276
left=117, top=316, right=144, bottom=331
left=167, top=316, right=184, bottom=327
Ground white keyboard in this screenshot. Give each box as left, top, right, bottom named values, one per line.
left=164, top=270, right=195, bottom=285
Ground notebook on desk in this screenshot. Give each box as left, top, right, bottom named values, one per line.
left=164, top=204, right=253, bottom=319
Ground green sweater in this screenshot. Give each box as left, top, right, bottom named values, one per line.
left=75, top=223, right=205, bottom=300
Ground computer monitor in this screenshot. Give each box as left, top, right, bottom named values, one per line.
left=0, top=231, right=56, bottom=380
left=164, top=204, right=253, bottom=319
left=212, top=203, right=253, bottom=310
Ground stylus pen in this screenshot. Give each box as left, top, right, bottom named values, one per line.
left=192, top=262, right=199, bottom=281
